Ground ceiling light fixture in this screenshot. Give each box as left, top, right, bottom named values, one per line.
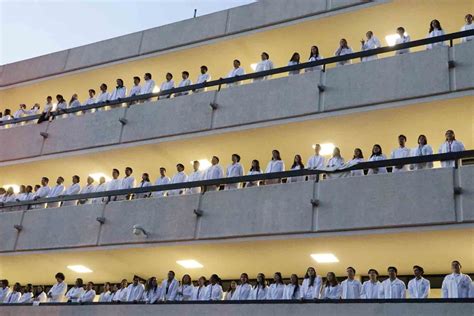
left=310, top=253, right=339, bottom=263
left=176, top=260, right=203, bottom=269
left=67, top=265, right=93, bottom=273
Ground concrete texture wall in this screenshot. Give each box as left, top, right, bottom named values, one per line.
left=1, top=167, right=471, bottom=253
left=1, top=301, right=473, bottom=316
left=453, top=40, right=474, bottom=91
left=0, top=0, right=367, bottom=86
left=0, top=123, right=47, bottom=161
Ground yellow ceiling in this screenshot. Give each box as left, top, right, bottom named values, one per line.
left=1, top=0, right=473, bottom=112
left=1, top=96, right=472, bottom=187
left=0, top=227, right=472, bottom=285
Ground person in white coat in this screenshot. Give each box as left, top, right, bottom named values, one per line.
left=395, top=27, right=411, bottom=55
left=55, top=94, right=68, bottom=118
left=135, top=173, right=152, bottom=199
left=47, top=272, right=68, bottom=302
left=461, top=14, right=474, bottom=43
left=78, top=282, right=96, bottom=303
left=251, top=273, right=268, bottom=300
left=142, top=277, right=161, bottom=304
left=18, top=284, right=34, bottom=303
left=341, top=267, right=362, bottom=299
left=62, top=175, right=81, bottom=207
left=267, top=272, right=285, bottom=300
left=98, top=282, right=113, bottom=302
left=438, top=129, right=465, bottom=167
left=380, top=266, right=406, bottom=299
left=106, top=169, right=122, bottom=202
left=159, top=73, right=175, bottom=99
left=128, top=76, right=142, bottom=98
left=361, top=31, right=381, bottom=62
left=265, top=149, right=285, bottom=184
left=326, top=147, right=345, bottom=179
left=0, top=280, right=10, bottom=302
left=290, top=154, right=305, bottom=182
left=246, top=159, right=262, bottom=187
left=226, top=154, right=244, bottom=190
left=65, top=278, right=85, bottom=302
left=346, top=148, right=365, bottom=177
left=83, top=89, right=96, bottom=107
left=113, top=279, right=129, bottom=302
left=187, top=161, right=204, bottom=194
left=305, top=45, right=323, bottom=72
left=427, top=19, right=446, bottom=49
left=4, top=283, right=21, bottom=304
left=204, top=156, right=224, bottom=191
left=224, top=281, right=237, bottom=300
left=320, top=272, right=342, bottom=299
left=192, top=276, right=208, bottom=301
left=227, top=59, right=245, bottom=87
left=367, top=144, right=387, bottom=175
left=254, top=52, right=274, bottom=81
left=32, top=177, right=51, bottom=208
left=391, top=134, right=411, bottom=173
left=126, top=277, right=145, bottom=302
left=361, top=269, right=382, bottom=299
left=78, top=176, right=96, bottom=205
left=335, top=39, right=353, bottom=66
left=287, top=52, right=301, bottom=76
left=231, top=273, right=252, bottom=300
left=153, top=167, right=171, bottom=197
left=176, top=274, right=194, bottom=301
left=68, top=94, right=81, bottom=114
left=410, top=134, right=433, bottom=170
left=301, top=267, right=322, bottom=300
left=92, top=177, right=107, bottom=204
left=195, top=65, right=211, bottom=92
left=168, top=164, right=188, bottom=196
left=442, top=260, right=472, bottom=298
left=46, top=176, right=65, bottom=208
left=408, top=265, right=430, bottom=299
left=205, top=274, right=223, bottom=301
left=96, top=83, right=111, bottom=104
left=284, top=274, right=302, bottom=300
left=109, top=78, right=127, bottom=102
left=119, top=167, right=135, bottom=200
left=34, top=286, right=48, bottom=303
left=140, top=73, right=156, bottom=97
left=307, top=144, right=325, bottom=180
left=174, top=71, right=192, bottom=97
left=160, top=271, right=179, bottom=301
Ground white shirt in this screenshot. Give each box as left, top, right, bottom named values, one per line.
left=410, top=144, right=433, bottom=170
left=96, top=91, right=110, bottom=103
left=246, top=170, right=262, bottom=187
left=408, top=277, right=430, bottom=298
left=204, top=164, right=224, bottom=180
left=140, top=79, right=156, bottom=95
left=195, top=73, right=211, bottom=92
left=226, top=162, right=244, bottom=189
left=48, top=184, right=65, bottom=198
left=305, top=55, right=323, bottom=72
left=143, top=287, right=161, bottom=304
left=48, top=281, right=67, bottom=302
left=427, top=29, right=446, bottom=49
left=187, top=170, right=203, bottom=194
left=0, top=287, right=10, bottom=302
left=43, top=102, right=53, bottom=113
left=395, top=35, right=411, bottom=54
left=109, top=86, right=127, bottom=100
left=65, top=286, right=85, bottom=302
left=307, top=155, right=325, bottom=170
left=175, top=78, right=192, bottom=96
left=254, top=59, right=274, bottom=80
left=347, top=158, right=365, bottom=176
left=92, top=183, right=107, bottom=204
left=341, top=279, right=362, bottom=299
left=135, top=180, right=152, bottom=199
left=442, top=273, right=472, bottom=298
left=79, top=183, right=96, bottom=204
left=192, top=285, right=208, bottom=301
left=129, top=84, right=142, bottom=97
left=438, top=140, right=465, bottom=167
left=69, top=100, right=81, bottom=109
left=84, top=97, right=96, bottom=105
left=79, top=289, right=96, bottom=302
left=361, top=36, right=381, bottom=62
left=283, top=284, right=302, bottom=300
left=265, top=160, right=285, bottom=173
left=301, top=277, right=322, bottom=299
left=18, top=292, right=33, bottom=303
left=380, top=278, right=406, bottom=299
left=13, top=109, right=25, bottom=119
left=160, top=279, right=179, bottom=301
left=34, top=186, right=51, bottom=199
left=159, top=80, right=175, bottom=98
left=335, top=47, right=353, bottom=66
left=169, top=171, right=188, bottom=195
left=153, top=176, right=171, bottom=197
left=176, top=285, right=194, bottom=301
left=4, top=291, right=21, bottom=304
left=361, top=280, right=382, bottom=299
left=266, top=283, right=285, bottom=299
left=250, top=285, right=268, bottom=300
left=107, top=179, right=122, bottom=191
left=391, top=146, right=411, bottom=172
left=231, top=283, right=252, bottom=300
left=227, top=67, right=245, bottom=86
left=287, top=61, right=300, bottom=76
left=113, top=287, right=128, bottom=302
left=320, top=284, right=342, bottom=299
left=36, top=291, right=48, bottom=302
left=290, top=165, right=304, bottom=182
left=461, top=23, right=474, bottom=43
left=62, top=183, right=81, bottom=206
left=367, top=155, right=387, bottom=175
left=126, top=283, right=145, bottom=302
left=99, top=291, right=113, bottom=302
left=121, top=176, right=135, bottom=190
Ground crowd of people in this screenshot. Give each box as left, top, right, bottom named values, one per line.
left=0, top=261, right=472, bottom=304
left=0, top=16, right=473, bottom=126
left=0, top=130, right=466, bottom=208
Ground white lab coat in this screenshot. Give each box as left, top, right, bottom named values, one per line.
left=305, top=55, right=324, bottom=72
left=175, top=78, right=192, bottom=96
left=109, top=86, right=127, bottom=101
left=427, top=29, right=446, bottom=49
left=69, top=100, right=81, bottom=110
left=290, top=165, right=305, bottom=183
left=106, top=178, right=122, bottom=196
left=143, top=287, right=161, bottom=304
left=320, top=284, right=342, bottom=299
left=395, top=35, right=411, bottom=54
left=83, top=97, right=96, bottom=106
left=140, top=79, right=156, bottom=95
left=32, top=185, right=51, bottom=208
left=287, top=61, right=300, bottom=76
left=121, top=176, right=135, bottom=190
left=192, top=285, right=208, bottom=301
left=367, top=155, right=387, bottom=175
left=380, top=278, right=406, bottom=299
left=254, top=59, right=274, bottom=81
left=361, top=280, right=382, bottom=299
left=408, top=277, right=430, bottom=298
left=231, top=283, right=252, bottom=300
left=438, top=140, right=465, bottom=167
left=204, top=284, right=223, bottom=301
left=391, top=147, right=411, bottom=172
left=159, top=80, right=175, bottom=99
left=335, top=47, right=353, bottom=66
left=265, top=160, right=285, bottom=184
left=78, top=289, right=96, bottom=302
left=176, top=285, right=194, bottom=301
left=168, top=171, right=188, bottom=196
left=4, top=291, right=21, bottom=304
left=347, top=158, right=365, bottom=176
left=96, top=92, right=110, bottom=103
left=0, top=287, right=10, bottom=302
left=341, top=279, right=362, bottom=299
left=246, top=170, right=262, bottom=187
left=92, top=183, right=107, bottom=204
left=153, top=176, right=171, bottom=197
left=65, top=286, right=84, bottom=302
left=227, top=67, right=245, bottom=87
left=160, top=279, right=179, bottom=301
left=441, top=273, right=472, bottom=298
left=35, top=291, right=48, bottom=303
left=48, top=281, right=67, bottom=302
left=308, top=155, right=325, bottom=170
left=98, top=291, right=113, bottom=302
left=187, top=170, right=203, bottom=194
left=361, top=36, right=381, bottom=62
left=204, top=164, right=224, bottom=191
left=78, top=183, right=96, bottom=204
left=13, top=109, right=25, bottom=119
left=135, top=180, right=152, bottom=199
left=47, top=184, right=65, bottom=208
left=283, top=284, right=302, bottom=300
left=18, top=292, right=33, bottom=303
left=461, top=23, right=474, bottom=43
left=301, top=277, right=322, bottom=299
left=226, top=162, right=244, bottom=189
left=128, top=85, right=142, bottom=97
left=250, top=285, right=268, bottom=300
left=126, top=283, right=145, bottom=302
left=62, top=183, right=81, bottom=206
left=266, top=283, right=285, bottom=299
left=410, top=144, right=433, bottom=170
left=195, top=73, right=211, bottom=92
left=326, top=156, right=345, bottom=179
left=113, top=287, right=128, bottom=302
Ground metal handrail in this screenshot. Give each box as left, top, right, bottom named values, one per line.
left=1, top=29, right=473, bottom=127
left=1, top=150, right=472, bottom=209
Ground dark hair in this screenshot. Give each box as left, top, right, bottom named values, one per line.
left=76, top=278, right=84, bottom=287
left=4, top=109, right=11, bottom=116
left=371, top=144, right=383, bottom=157
left=250, top=159, right=261, bottom=172
left=309, top=45, right=320, bottom=59
left=291, top=154, right=305, bottom=169
left=133, top=76, right=140, bottom=82
left=182, top=71, right=189, bottom=77
left=125, top=167, right=133, bottom=173
left=47, top=96, right=53, bottom=101
left=55, top=272, right=65, bottom=281
left=262, top=52, right=269, bottom=59
left=210, top=274, right=221, bottom=285
left=113, top=168, right=120, bottom=175
left=73, top=175, right=80, bottom=182
left=117, top=78, right=124, bottom=86
left=181, top=274, right=191, bottom=286
left=272, top=149, right=282, bottom=161
left=290, top=274, right=299, bottom=298
left=56, top=94, right=65, bottom=102
left=418, top=134, right=428, bottom=145
left=324, top=272, right=338, bottom=287
left=232, top=154, right=241, bottom=162
left=88, top=89, right=96, bottom=94
left=273, top=272, right=283, bottom=284
left=367, top=269, right=379, bottom=276
left=145, top=73, right=152, bottom=79
left=255, top=273, right=266, bottom=288
left=398, top=134, right=407, bottom=141
left=240, top=273, right=249, bottom=284
left=213, top=156, right=220, bottom=163
left=397, top=26, right=405, bottom=33
left=353, top=148, right=364, bottom=159
left=413, top=265, right=424, bottom=274
left=200, top=65, right=208, bottom=72
left=290, top=52, right=300, bottom=63
left=142, top=173, right=150, bottom=182
left=101, top=83, right=108, bottom=90
left=176, top=163, right=185, bottom=169
left=452, top=260, right=461, bottom=267
left=1, top=279, right=9, bottom=286
left=304, top=267, right=316, bottom=287
left=166, top=72, right=173, bottom=79
left=160, top=167, right=167, bottom=172
left=387, top=266, right=398, bottom=273
left=42, top=177, right=49, bottom=183
left=429, top=19, right=442, bottom=33
left=347, top=267, right=356, bottom=274
left=234, top=59, right=241, bottom=65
